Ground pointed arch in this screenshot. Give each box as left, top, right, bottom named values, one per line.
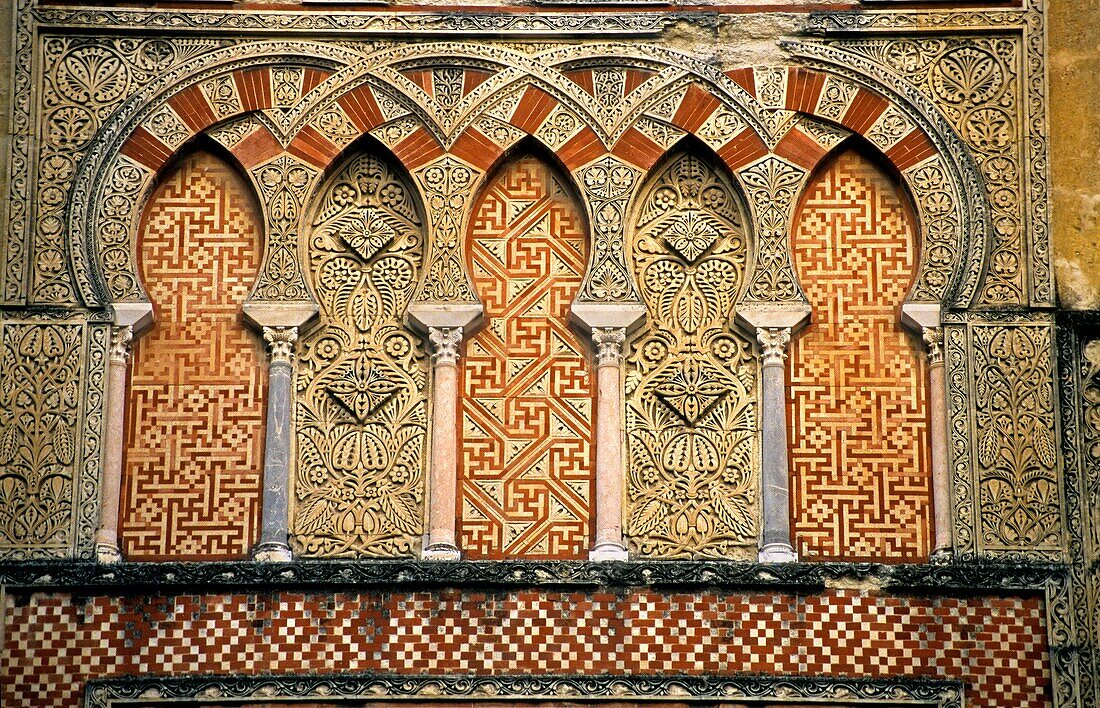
left=119, top=147, right=267, bottom=560
left=623, top=138, right=758, bottom=559
left=787, top=144, right=932, bottom=562
left=292, top=139, right=429, bottom=558
left=458, top=148, right=594, bottom=559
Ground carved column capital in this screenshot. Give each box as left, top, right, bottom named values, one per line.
left=922, top=326, right=944, bottom=366
left=263, top=326, right=299, bottom=366
left=592, top=327, right=627, bottom=368
left=756, top=327, right=791, bottom=368
left=429, top=326, right=463, bottom=367
left=109, top=325, right=134, bottom=365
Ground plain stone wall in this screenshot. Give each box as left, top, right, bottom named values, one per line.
left=1051, top=0, right=1100, bottom=310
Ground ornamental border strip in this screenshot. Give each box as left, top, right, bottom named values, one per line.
left=0, top=559, right=1064, bottom=593
left=84, top=673, right=966, bottom=708
left=32, top=8, right=676, bottom=35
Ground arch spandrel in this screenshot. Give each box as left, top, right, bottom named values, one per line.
left=292, top=148, right=430, bottom=559
left=78, top=40, right=985, bottom=339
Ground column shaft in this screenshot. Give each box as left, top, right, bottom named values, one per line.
left=590, top=327, right=628, bottom=561
left=253, top=327, right=297, bottom=562
left=95, top=326, right=132, bottom=563
left=757, top=327, right=797, bottom=562
left=925, top=327, right=952, bottom=561
left=424, top=327, right=462, bottom=560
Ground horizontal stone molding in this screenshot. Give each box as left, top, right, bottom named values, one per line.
left=85, top=673, right=965, bottom=708
left=0, top=559, right=1065, bottom=594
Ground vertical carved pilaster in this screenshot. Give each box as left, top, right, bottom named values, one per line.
left=756, top=327, right=797, bottom=562
left=591, top=327, right=629, bottom=561
left=253, top=326, right=298, bottom=562
left=923, top=325, right=952, bottom=563
left=95, top=325, right=133, bottom=563
left=424, top=326, right=463, bottom=560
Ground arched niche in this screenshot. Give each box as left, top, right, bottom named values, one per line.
left=787, top=143, right=932, bottom=562
left=119, top=147, right=267, bottom=561
left=623, top=140, right=758, bottom=560
left=458, top=148, right=594, bottom=560
left=292, top=142, right=429, bottom=559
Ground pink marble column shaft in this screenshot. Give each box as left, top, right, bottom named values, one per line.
left=424, top=326, right=462, bottom=560
left=590, top=327, right=628, bottom=561
left=95, top=326, right=132, bottom=563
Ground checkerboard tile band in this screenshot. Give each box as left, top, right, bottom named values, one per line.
left=2, top=589, right=1049, bottom=707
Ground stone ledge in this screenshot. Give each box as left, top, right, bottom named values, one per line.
left=85, top=673, right=965, bottom=708
left=0, top=558, right=1064, bottom=593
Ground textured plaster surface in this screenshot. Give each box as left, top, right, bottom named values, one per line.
left=1051, top=0, right=1100, bottom=310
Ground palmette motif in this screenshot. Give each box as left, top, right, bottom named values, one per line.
left=293, top=152, right=428, bottom=558
left=625, top=151, right=758, bottom=559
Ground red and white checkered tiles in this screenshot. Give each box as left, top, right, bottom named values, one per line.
left=2, top=589, right=1049, bottom=707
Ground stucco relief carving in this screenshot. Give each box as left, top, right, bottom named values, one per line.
left=293, top=152, right=428, bottom=558
left=624, top=151, right=757, bottom=559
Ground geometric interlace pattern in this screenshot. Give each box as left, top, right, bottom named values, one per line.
left=460, top=155, right=594, bottom=559
left=788, top=149, right=932, bottom=562
left=120, top=151, right=266, bottom=560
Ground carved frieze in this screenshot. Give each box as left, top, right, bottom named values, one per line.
left=293, top=152, right=428, bottom=558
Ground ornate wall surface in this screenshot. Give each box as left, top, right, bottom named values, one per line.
left=0, top=0, right=1094, bottom=704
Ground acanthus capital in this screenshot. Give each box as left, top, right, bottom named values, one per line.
left=429, top=326, right=463, bottom=366
left=756, top=327, right=791, bottom=367
left=592, top=327, right=627, bottom=367
left=263, top=326, right=299, bottom=365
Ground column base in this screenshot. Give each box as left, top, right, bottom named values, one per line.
left=758, top=543, right=798, bottom=563
left=589, top=542, right=629, bottom=562
left=252, top=543, right=293, bottom=563
left=930, top=546, right=954, bottom=565
left=422, top=544, right=461, bottom=561
left=96, top=543, right=122, bottom=564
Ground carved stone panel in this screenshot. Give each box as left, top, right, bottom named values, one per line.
left=459, top=155, right=594, bottom=559
left=0, top=321, right=101, bottom=559
left=120, top=151, right=266, bottom=560
left=624, top=151, right=758, bottom=560
left=293, top=151, right=428, bottom=558
left=788, top=149, right=932, bottom=562
left=969, top=321, right=1061, bottom=558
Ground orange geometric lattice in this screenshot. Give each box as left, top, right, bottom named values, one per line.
left=120, top=151, right=266, bottom=561
left=459, top=155, right=594, bottom=559
left=788, top=149, right=932, bottom=562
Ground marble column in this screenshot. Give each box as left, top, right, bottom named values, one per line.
left=756, top=327, right=798, bottom=563
left=252, top=326, right=298, bottom=562
left=590, top=327, right=629, bottom=561
left=95, top=325, right=133, bottom=564
left=923, top=326, right=953, bottom=562
left=423, top=326, right=463, bottom=561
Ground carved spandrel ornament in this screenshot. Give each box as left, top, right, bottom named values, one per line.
left=292, top=152, right=428, bottom=558
left=835, top=37, right=1031, bottom=307
left=574, top=154, right=642, bottom=305
left=624, top=151, right=758, bottom=559
left=28, top=36, right=228, bottom=306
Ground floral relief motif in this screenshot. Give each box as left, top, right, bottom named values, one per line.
left=575, top=154, right=641, bottom=303
left=0, top=324, right=85, bottom=557
left=972, top=324, right=1061, bottom=555
left=736, top=156, right=805, bottom=303
left=625, top=151, right=757, bottom=559
left=293, top=152, right=428, bottom=558
left=414, top=156, right=479, bottom=303
left=842, top=37, right=1027, bottom=305
left=249, top=154, right=316, bottom=302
